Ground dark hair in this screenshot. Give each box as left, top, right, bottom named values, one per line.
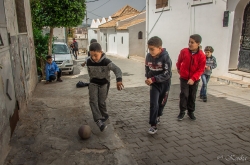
left=147, top=36, right=162, bottom=47
left=89, top=42, right=102, bottom=52
left=46, top=55, right=52, bottom=60
left=190, top=34, right=202, bottom=43
left=204, top=46, right=214, bottom=53
left=90, top=39, right=97, bottom=44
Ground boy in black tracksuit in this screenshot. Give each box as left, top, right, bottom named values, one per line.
left=145, top=36, right=172, bottom=134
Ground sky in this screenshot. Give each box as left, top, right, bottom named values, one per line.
left=85, top=0, right=146, bottom=23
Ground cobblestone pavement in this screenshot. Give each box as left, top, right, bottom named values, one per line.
left=4, top=55, right=250, bottom=165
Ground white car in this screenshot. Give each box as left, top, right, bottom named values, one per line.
left=52, top=42, right=74, bottom=75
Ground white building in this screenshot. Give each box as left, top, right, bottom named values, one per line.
left=88, top=16, right=112, bottom=45
left=98, top=5, right=146, bottom=58
left=146, top=0, right=250, bottom=81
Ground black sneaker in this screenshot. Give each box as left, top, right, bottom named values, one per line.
left=203, top=96, right=207, bottom=102
left=177, top=113, right=185, bottom=121
left=101, top=115, right=109, bottom=123
left=96, top=120, right=107, bottom=132
left=187, top=112, right=196, bottom=120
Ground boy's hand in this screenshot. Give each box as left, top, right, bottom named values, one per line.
left=81, top=62, right=86, bottom=67
left=117, top=82, right=124, bottom=90
left=187, top=79, right=194, bottom=85
left=177, top=69, right=180, bottom=74
left=145, top=78, right=153, bottom=86
left=205, top=66, right=210, bottom=70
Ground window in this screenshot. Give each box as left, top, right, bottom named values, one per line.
left=156, top=0, right=168, bottom=9
left=114, top=36, right=115, bottom=42
left=138, top=31, right=143, bottom=39
left=15, top=0, right=27, bottom=33
left=121, top=37, right=123, bottom=44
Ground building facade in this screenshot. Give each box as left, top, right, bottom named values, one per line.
left=146, top=0, right=250, bottom=80
left=0, top=0, right=37, bottom=163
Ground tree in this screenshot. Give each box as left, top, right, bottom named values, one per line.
left=33, top=28, right=49, bottom=79
left=31, top=0, right=86, bottom=55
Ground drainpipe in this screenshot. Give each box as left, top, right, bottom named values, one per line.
left=146, top=0, right=149, bottom=56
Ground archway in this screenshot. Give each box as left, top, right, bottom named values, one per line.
left=229, top=0, right=250, bottom=71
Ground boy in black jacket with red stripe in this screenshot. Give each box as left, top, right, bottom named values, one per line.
left=145, top=36, right=172, bottom=134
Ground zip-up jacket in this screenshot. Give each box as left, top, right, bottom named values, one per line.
left=45, top=61, right=59, bottom=81
left=176, top=48, right=206, bottom=82
left=86, top=53, right=122, bottom=85
left=145, top=48, right=172, bottom=83
left=203, top=55, right=217, bottom=75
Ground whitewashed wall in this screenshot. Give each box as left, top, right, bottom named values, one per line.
left=128, top=21, right=146, bottom=58
left=117, top=31, right=129, bottom=58
left=147, top=0, right=236, bottom=77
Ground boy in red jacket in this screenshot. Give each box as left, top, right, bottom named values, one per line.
left=176, top=34, right=206, bottom=121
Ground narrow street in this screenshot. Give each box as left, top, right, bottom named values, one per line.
left=4, top=55, right=250, bottom=165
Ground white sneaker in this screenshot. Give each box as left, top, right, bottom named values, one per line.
left=148, top=126, right=157, bottom=134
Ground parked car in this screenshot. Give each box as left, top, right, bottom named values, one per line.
left=52, top=42, right=74, bottom=75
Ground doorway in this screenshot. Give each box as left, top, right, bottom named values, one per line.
left=238, top=2, right=250, bottom=72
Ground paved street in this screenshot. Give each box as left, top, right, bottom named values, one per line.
left=4, top=55, right=250, bottom=165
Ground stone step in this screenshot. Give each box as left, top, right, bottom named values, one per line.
left=227, top=71, right=250, bottom=83
left=217, top=76, right=250, bottom=88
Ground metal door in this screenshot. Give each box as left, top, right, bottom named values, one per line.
left=238, top=2, right=250, bottom=72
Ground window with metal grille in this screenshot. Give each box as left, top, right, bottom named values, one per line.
left=15, top=0, right=27, bottom=33
left=156, top=0, right=168, bottom=9
left=138, top=31, right=143, bottom=39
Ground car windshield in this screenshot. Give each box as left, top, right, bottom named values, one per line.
left=53, top=44, right=70, bottom=54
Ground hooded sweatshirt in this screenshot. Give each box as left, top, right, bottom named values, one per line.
left=45, top=61, right=59, bottom=81
left=145, top=48, right=172, bottom=83
left=203, top=55, right=217, bottom=75
left=86, top=53, right=122, bottom=85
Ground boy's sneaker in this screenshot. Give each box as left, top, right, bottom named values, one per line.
left=203, top=97, right=207, bottom=102
left=101, top=115, right=109, bottom=123
left=177, top=113, right=185, bottom=121
left=57, top=78, right=63, bottom=82
left=187, top=112, right=196, bottom=120
left=96, top=120, right=107, bottom=132
left=148, top=126, right=157, bottom=135
left=157, top=117, right=160, bottom=125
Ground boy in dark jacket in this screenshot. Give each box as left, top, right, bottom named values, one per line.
left=45, top=55, right=63, bottom=84
left=176, top=34, right=206, bottom=121
left=200, top=46, right=217, bottom=102
left=86, top=43, right=124, bottom=132
left=145, top=36, right=172, bottom=134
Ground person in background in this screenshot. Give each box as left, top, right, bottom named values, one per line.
left=200, top=46, right=217, bottom=102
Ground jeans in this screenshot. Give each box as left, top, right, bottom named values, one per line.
left=149, top=80, right=171, bottom=126
left=200, top=74, right=210, bottom=97
left=49, top=69, right=62, bottom=82
left=179, top=78, right=200, bottom=113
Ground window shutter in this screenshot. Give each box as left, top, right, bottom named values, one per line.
left=156, top=0, right=162, bottom=9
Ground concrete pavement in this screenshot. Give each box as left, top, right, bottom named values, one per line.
left=4, top=54, right=250, bottom=165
